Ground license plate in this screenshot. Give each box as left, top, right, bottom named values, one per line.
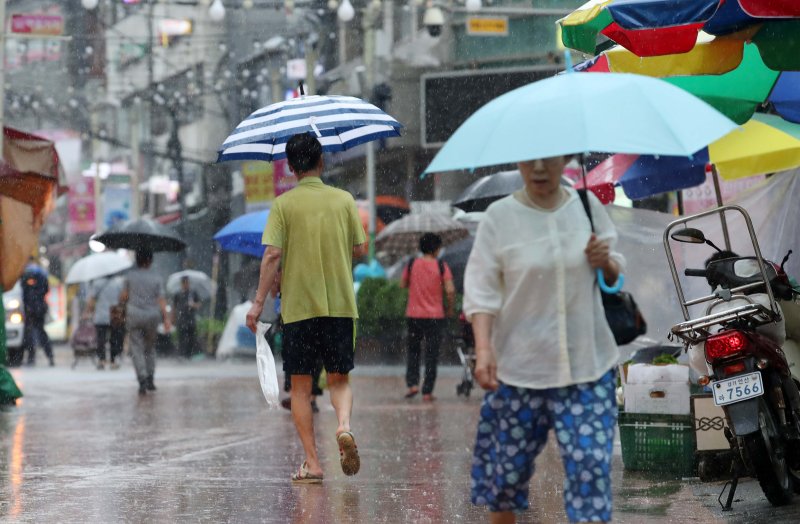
left=711, top=371, right=764, bottom=406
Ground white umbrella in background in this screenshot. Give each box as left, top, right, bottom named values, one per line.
left=166, top=270, right=215, bottom=301
left=65, top=252, right=133, bottom=284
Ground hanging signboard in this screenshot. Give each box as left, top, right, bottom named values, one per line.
left=242, top=161, right=275, bottom=210
left=466, top=16, right=509, bottom=37
left=68, top=179, right=95, bottom=234
left=11, top=14, right=64, bottom=36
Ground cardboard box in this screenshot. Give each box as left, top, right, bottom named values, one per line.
left=624, top=381, right=691, bottom=415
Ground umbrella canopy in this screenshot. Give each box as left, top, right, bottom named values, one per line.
left=559, top=0, right=800, bottom=70
left=578, top=113, right=800, bottom=200
left=440, top=236, right=475, bottom=294
left=214, top=209, right=270, bottom=258
left=452, top=170, right=576, bottom=212
left=453, top=170, right=523, bottom=212
left=166, top=270, right=215, bottom=301
left=579, top=43, right=799, bottom=125
left=218, top=95, right=402, bottom=163
left=93, top=218, right=186, bottom=253
left=423, top=72, right=737, bottom=174
left=355, top=201, right=387, bottom=235
left=64, top=252, right=133, bottom=285
left=375, top=213, right=470, bottom=261
left=375, top=195, right=410, bottom=224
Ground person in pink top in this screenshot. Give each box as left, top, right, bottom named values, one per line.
left=401, top=233, right=457, bottom=401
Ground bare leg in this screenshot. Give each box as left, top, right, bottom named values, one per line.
left=327, top=373, right=353, bottom=435
left=490, top=512, right=515, bottom=524
left=290, top=375, right=323, bottom=476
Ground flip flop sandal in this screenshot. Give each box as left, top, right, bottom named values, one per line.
left=404, top=389, right=419, bottom=399
left=291, top=461, right=323, bottom=484
left=337, top=431, right=361, bottom=476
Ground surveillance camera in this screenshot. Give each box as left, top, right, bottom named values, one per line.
left=423, top=7, right=445, bottom=37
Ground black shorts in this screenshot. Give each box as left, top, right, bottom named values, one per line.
left=282, top=317, right=355, bottom=376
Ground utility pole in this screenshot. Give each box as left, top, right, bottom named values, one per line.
left=130, top=108, right=141, bottom=219
left=167, top=107, right=186, bottom=241
left=363, top=3, right=379, bottom=261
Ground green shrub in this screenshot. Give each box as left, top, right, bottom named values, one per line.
left=357, top=278, right=408, bottom=337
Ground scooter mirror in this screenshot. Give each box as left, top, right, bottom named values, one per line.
left=671, top=227, right=707, bottom=244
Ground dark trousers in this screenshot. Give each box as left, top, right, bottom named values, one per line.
left=177, top=321, right=198, bottom=358
left=22, top=314, right=53, bottom=364
left=96, top=324, right=124, bottom=362
left=406, top=318, right=443, bottom=395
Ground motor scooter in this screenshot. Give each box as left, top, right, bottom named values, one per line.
left=664, top=205, right=800, bottom=509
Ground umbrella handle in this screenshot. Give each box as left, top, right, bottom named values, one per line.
left=597, top=269, right=624, bottom=294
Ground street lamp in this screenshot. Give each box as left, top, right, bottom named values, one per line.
left=209, top=0, right=226, bottom=22
left=337, top=0, right=355, bottom=22
left=338, top=0, right=382, bottom=262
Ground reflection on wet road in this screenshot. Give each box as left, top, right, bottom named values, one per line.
left=0, top=350, right=793, bottom=522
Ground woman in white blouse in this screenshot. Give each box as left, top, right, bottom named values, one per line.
left=464, top=156, right=624, bottom=524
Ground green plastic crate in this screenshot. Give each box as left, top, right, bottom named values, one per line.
left=618, top=411, right=696, bottom=477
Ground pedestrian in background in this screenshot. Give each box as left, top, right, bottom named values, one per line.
left=84, top=275, right=125, bottom=370
left=465, top=156, right=624, bottom=524
left=401, top=233, right=456, bottom=401
left=173, top=276, right=201, bottom=359
left=20, top=257, right=54, bottom=367
left=246, top=132, right=366, bottom=484
left=120, top=249, right=171, bottom=396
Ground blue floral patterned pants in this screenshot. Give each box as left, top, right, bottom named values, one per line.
left=471, top=370, right=617, bottom=522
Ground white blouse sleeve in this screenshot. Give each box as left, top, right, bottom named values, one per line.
left=588, top=191, right=626, bottom=272
left=463, top=212, right=503, bottom=319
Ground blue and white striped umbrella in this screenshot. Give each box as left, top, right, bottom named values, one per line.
left=218, top=95, right=402, bottom=162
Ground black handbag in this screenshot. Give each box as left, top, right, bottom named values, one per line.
left=577, top=190, right=647, bottom=345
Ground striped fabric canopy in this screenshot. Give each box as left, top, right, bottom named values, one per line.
left=218, top=95, right=402, bottom=163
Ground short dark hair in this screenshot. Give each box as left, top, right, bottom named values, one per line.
left=419, top=233, right=443, bottom=255
left=136, top=248, right=154, bottom=267
left=285, top=133, right=322, bottom=174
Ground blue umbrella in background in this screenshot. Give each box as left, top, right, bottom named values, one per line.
left=213, top=209, right=270, bottom=258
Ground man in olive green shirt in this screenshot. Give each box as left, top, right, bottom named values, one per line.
left=246, top=133, right=366, bottom=484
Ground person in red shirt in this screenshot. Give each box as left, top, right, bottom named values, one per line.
left=401, top=233, right=457, bottom=401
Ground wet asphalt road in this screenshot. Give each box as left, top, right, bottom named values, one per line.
left=1, top=346, right=799, bottom=523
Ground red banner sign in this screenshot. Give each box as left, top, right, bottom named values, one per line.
left=11, top=14, right=64, bottom=36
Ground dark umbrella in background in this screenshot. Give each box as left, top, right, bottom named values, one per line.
left=93, top=218, right=187, bottom=252
left=453, top=170, right=575, bottom=212
left=452, top=170, right=523, bottom=212
left=440, top=236, right=474, bottom=294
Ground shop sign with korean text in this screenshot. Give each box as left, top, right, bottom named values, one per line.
left=466, top=16, right=509, bottom=37
left=11, top=14, right=64, bottom=36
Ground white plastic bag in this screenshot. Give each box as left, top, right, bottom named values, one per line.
left=255, top=322, right=280, bottom=409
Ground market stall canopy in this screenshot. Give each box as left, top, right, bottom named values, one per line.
left=558, top=0, right=800, bottom=70
left=0, top=126, right=64, bottom=218
left=0, top=126, right=64, bottom=290
left=577, top=43, right=800, bottom=125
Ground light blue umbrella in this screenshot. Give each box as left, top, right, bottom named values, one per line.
left=213, top=209, right=270, bottom=258
left=423, top=72, right=738, bottom=174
